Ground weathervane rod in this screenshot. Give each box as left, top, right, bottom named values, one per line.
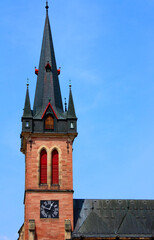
left=45, top=0, right=49, bottom=14
left=27, top=78, right=29, bottom=88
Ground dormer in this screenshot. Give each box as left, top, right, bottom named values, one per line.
left=41, top=102, right=58, bottom=132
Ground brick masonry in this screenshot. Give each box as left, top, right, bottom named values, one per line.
left=24, top=135, right=74, bottom=240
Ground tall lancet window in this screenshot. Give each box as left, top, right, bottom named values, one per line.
left=52, top=149, right=59, bottom=184
left=40, top=149, right=47, bottom=184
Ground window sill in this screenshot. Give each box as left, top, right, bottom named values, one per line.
left=39, top=184, right=48, bottom=187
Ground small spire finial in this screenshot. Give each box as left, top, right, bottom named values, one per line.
left=27, top=78, right=29, bottom=88
left=69, top=80, right=72, bottom=89
left=64, top=98, right=67, bottom=112
left=45, top=1, right=49, bottom=13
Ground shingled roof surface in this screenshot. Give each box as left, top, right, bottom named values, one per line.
left=73, top=199, right=154, bottom=238
left=33, top=9, right=63, bottom=118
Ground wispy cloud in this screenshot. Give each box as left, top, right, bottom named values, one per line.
left=0, top=236, right=10, bottom=240
left=0, top=233, right=18, bottom=240
left=78, top=91, right=103, bottom=114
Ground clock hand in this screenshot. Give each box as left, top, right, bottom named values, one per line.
left=49, top=202, right=54, bottom=210
left=43, top=206, right=50, bottom=210
left=42, top=202, right=54, bottom=211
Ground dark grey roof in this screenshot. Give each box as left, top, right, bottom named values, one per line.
left=23, top=85, right=32, bottom=118
left=67, top=86, right=76, bottom=119
left=73, top=199, right=154, bottom=238
left=33, top=10, right=63, bottom=119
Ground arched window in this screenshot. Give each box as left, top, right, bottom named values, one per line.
left=52, top=149, right=59, bottom=184
left=40, top=149, right=47, bottom=184
left=45, top=115, right=54, bottom=130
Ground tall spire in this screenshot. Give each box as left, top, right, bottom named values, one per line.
left=67, top=84, right=77, bottom=119
left=23, top=83, right=32, bottom=118
left=33, top=2, right=63, bottom=118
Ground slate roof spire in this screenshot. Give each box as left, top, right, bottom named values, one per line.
left=68, top=83, right=77, bottom=119
left=23, top=83, right=32, bottom=118
left=33, top=2, right=63, bottom=118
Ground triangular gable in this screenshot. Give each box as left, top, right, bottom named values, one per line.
left=41, top=102, right=58, bottom=120
left=117, top=209, right=150, bottom=234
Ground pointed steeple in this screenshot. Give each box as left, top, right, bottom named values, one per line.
left=23, top=83, right=32, bottom=118
left=33, top=2, right=63, bottom=118
left=67, top=83, right=77, bottom=119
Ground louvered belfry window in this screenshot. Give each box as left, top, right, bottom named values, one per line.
left=45, top=115, right=54, bottom=130
left=40, top=149, right=47, bottom=184
left=52, top=150, right=59, bottom=184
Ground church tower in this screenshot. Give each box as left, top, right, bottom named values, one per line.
left=20, top=2, right=77, bottom=240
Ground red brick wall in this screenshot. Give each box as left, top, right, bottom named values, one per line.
left=24, top=136, right=74, bottom=240
left=24, top=192, right=73, bottom=240
left=25, top=136, right=73, bottom=190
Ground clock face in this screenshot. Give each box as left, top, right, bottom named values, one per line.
left=40, top=200, right=59, bottom=218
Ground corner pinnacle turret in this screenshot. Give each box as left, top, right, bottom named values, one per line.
left=68, top=84, right=77, bottom=119
left=23, top=83, right=32, bottom=118
left=33, top=2, right=63, bottom=118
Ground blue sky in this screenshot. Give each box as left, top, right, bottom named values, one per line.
left=0, top=0, right=154, bottom=239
